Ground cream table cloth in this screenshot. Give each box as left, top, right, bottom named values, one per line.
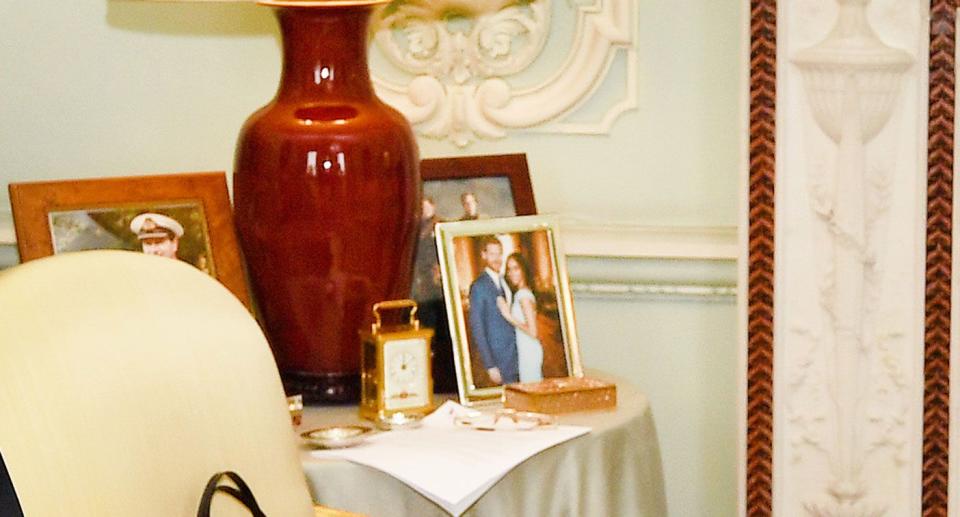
left=297, top=375, right=666, bottom=516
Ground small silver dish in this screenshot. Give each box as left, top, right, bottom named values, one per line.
left=301, top=425, right=373, bottom=449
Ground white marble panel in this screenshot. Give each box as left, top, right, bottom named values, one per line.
left=774, top=1, right=928, bottom=514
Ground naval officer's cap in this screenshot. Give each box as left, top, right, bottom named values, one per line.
left=129, top=213, right=184, bottom=240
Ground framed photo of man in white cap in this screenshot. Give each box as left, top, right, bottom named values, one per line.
left=44, top=205, right=214, bottom=276
left=9, top=172, right=250, bottom=308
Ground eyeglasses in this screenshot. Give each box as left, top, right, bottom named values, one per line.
left=453, top=408, right=556, bottom=431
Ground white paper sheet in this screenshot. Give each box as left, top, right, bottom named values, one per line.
left=310, top=401, right=590, bottom=515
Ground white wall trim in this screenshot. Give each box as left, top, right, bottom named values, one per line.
left=1, top=213, right=737, bottom=305
left=562, top=220, right=738, bottom=260
left=0, top=212, right=14, bottom=245
left=1, top=211, right=738, bottom=262
left=572, top=280, right=736, bottom=300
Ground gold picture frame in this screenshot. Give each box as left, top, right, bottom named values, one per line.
left=435, top=215, right=583, bottom=405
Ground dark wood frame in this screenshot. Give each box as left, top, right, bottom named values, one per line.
left=420, top=153, right=537, bottom=215
left=746, top=2, right=954, bottom=515
left=8, top=172, right=252, bottom=309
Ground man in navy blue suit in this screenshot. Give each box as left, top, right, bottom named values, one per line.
left=469, top=236, right=519, bottom=385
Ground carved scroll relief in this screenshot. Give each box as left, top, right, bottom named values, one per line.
left=370, top=0, right=638, bottom=146
left=776, top=0, right=926, bottom=515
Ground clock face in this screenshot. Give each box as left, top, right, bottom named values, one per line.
left=384, top=338, right=429, bottom=411
left=389, top=351, right=418, bottom=384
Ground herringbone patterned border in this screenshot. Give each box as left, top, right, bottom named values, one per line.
left=925, top=2, right=954, bottom=516
left=747, top=0, right=776, bottom=515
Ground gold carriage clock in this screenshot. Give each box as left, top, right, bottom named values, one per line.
left=359, top=300, right=435, bottom=424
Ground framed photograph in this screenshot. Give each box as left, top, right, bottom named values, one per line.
left=9, top=172, right=251, bottom=309
left=435, top=215, right=583, bottom=405
left=413, top=154, right=537, bottom=392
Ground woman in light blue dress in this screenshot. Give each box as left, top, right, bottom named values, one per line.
left=497, top=252, right=543, bottom=383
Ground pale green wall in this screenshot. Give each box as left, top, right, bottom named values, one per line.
left=0, top=2, right=278, bottom=193
left=0, top=1, right=743, bottom=516
left=578, top=292, right=738, bottom=515
left=569, top=256, right=738, bottom=516
left=0, top=1, right=740, bottom=226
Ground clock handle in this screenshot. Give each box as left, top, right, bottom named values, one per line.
left=371, top=299, right=420, bottom=333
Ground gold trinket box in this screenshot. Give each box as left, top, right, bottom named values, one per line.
left=503, top=377, right=616, bottom=414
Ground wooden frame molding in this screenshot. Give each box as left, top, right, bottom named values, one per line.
left=746, top=0, right=776, bottom=514
left=924, top=1, right=954, bottom=514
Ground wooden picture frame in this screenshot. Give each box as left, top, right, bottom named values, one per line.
left=420, top=153, right=537, bottom=218
left=8, top=172, right=252, bottom=309
left=435, top=215, right=582, bottom=406
left=413, top=154, right=538, bottom=393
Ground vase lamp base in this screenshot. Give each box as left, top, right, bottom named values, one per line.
left=283, top=370, right=360, bottom=404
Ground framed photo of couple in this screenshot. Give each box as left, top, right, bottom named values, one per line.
left=435, top=215, right=583, bottom=405
left=413, top=153, right=538, bottom=393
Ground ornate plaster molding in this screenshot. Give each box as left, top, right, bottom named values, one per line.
left=371, top=0, right=638, bottom=146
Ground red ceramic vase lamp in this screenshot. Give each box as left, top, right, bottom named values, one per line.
left=234, top=0, right=420, bottom=403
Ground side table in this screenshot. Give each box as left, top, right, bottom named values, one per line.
left=297, top=374, right=666, bottom=516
